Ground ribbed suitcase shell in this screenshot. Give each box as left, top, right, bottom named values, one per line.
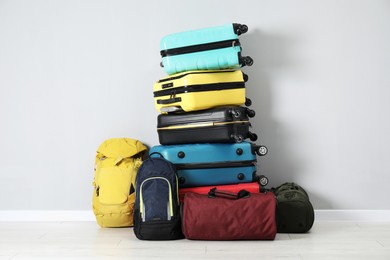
left=157, top=106, right=256, bottom=145
left=160, top=23, right=251, bottom=75
left=149, top=142, right=259, bottom=188
left=153, top=70, right=246, bottom=113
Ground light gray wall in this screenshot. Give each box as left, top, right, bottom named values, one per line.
left=1, top=0, right=389, bottom=210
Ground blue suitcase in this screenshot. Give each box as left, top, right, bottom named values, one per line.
left=160, top=23, right=253, bottom=75
left=149, top=142, right=268, bottom=188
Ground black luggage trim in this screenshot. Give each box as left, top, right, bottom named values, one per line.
left=157, top=97, right=182, bottom=105
left=160, top=39, right=240, bottom=57
left=154, top=82, right=245, bottom=98
left=174, top=160, right=255, bottom=170
left=157, top=121, right=250, bottom=130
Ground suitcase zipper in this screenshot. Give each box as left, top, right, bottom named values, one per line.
left=175, top=160, right=255, bottom=170
left=160, top=39, right=240, bottom=57
left=154, top=82, right=245, bottom=98
left=157, top=121, right=250, bottom=130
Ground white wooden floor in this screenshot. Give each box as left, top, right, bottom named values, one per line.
left=0, top=221, right=389, bottom=259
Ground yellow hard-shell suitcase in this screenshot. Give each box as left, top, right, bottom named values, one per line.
left=153, top=70, right=250, bottom=113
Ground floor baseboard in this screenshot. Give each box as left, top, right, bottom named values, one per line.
left=315, top=210, right=390, bottom=221
left=0, top=210, right=389, bottom=222
left=0, top=210, right=96, bottom=221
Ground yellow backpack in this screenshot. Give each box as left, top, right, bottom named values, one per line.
left=92, top=138, right=147, bottom=227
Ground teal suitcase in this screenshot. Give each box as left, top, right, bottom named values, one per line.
left=149, top=142, right=268, bottom=188
left=160, top=23, right=253, bottom=75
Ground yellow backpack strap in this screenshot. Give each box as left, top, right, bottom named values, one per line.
left=93, top=151, right=111, bottom=189
left=131, top=157, right=143, bottom=186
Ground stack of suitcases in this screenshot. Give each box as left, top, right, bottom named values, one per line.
left=149, top=23, right=270, bottom=201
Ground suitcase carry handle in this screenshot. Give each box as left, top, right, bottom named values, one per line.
left=208, top=188, right=250, bottom=200
left=157, top=97, right=182, bottom=104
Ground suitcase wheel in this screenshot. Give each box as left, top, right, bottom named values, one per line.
left=256, top=146, right=268, bottom=156
left=258, top=175, right=269, bottom=187
left=248, top=132, right=258, bottom=141
left=242, top=73, right=249, bottom=82
left=246, top=108, right=256, bottom=118
left=233, top=23, right=248, bottom=35
left=241, top=56, right=254, bottom=66
left=245, top=98, right=252, bottom=107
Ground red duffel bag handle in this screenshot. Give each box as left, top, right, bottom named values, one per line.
left=208, top=187, right=250, bottom=200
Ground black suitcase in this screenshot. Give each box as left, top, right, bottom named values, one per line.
left=157, top=106, right=258, bottom=145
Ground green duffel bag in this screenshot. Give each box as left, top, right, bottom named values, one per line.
left=272, top=182, right=315, bottom=233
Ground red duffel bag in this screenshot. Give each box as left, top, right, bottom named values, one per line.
left=181, top=188, right=277, bottom=240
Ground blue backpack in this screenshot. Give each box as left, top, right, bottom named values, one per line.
left=133, top=156, right=183, bottom=240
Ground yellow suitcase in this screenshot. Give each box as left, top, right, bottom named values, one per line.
left=153, top=70, right=250, bottom=113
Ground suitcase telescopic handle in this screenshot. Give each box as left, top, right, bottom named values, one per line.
left=208, top=188, right=250, bottom=199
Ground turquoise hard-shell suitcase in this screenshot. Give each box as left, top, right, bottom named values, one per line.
left=160, top=23, right=253, bottom=75
left=149, top=142, right=268, bottom=188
